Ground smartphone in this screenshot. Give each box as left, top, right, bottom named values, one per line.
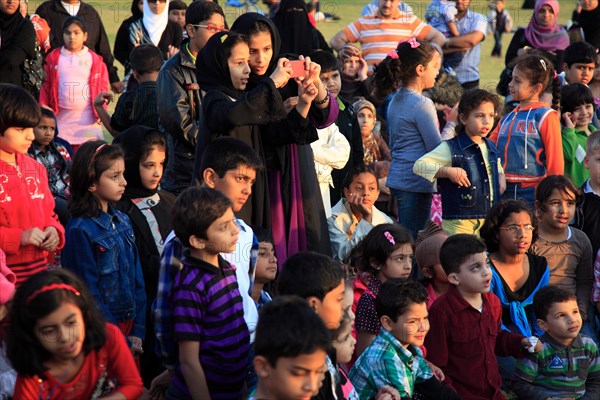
left=288, top=60, right=307, bottom=79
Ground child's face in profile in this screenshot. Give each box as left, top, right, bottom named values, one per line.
left=357, top=107, right=375, bottom=137
left=33, top=116, right=56, bottom=149
left=342, top=56, right=361, bottom=79
left=537, top=299, right=582, bottom=346
left=91, top=158, right=127, bottom=212
left=314, top=279, right=345, bottom=330
left=255, top=241, right=277, bottom=284
left=449, top=251, right=492, bottom=296
left=63, top=24, right=88, bottom=52
left=139, top=146, right=166, bottom=190
left=459, top=101, right=496, bottom=142
left=382, top=301, right=429, bottom=349
left=169, top=9, right=186, bottom=29
left=537, top=188, right=577, bottom=232
left=319, top=69, right=341, bottom=99
left=199, top=207, right=240, bottom=254
left=564, top=62, right=596, bottom=86
left=256, top=350, right=328, bottom=400
left=584, top=148, right=600, bottom=190
left=379, top=243, right=413, bottom=281
left=333, top=322, right=356, bottom=364
left=34, top=301, right=85, bottom=363
left=228, top=42, right=251, bottom=91
left=209, top=164, right=256, bottom=213
left=0, top=126, right=35, bottom=156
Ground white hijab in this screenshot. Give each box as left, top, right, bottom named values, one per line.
left=142, top=0, right=169, bottom=46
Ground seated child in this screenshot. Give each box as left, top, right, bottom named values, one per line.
left=329, top=164, right=394, bottom=262
left=251, top=296, right=331, bottom=400
left=27, top=107, right=72, bottom=226
left=424, top=0, right=462, bottom=70
left=574, top=131, right=600, bottom=260
left=414, top=221, right=450, bottom=308
left=94, top=44, right=163, bottom=136
left=561, top=83, right=598, bottom=187
left=168, top=187, right=250, bottom=399
left=513, top=285, right=600, bottom=399
left=354, top=99, right=391, bottom=182
left=414, top=88, right=506, bottom=235
left=251, top=226, right=278, bottom=309
left=425, top=234, right=540, bottom=400
left=277, top=251, right=346, bottom=399
left=350, top=279, right=462, bottom=399
left=561, top=41, right=597, bottom=86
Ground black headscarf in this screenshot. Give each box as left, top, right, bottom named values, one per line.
left=271, top=0, right=317, bottom=56
left=130, top=0, right=143, bottom=20
left=231, top=12, right=281, bottom=90
left=196, top=31, right=245, bottom=100
left=0, top=2, right=24, bottom=48
left=112, top=125, right=162, bottom=199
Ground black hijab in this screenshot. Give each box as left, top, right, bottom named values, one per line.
left=271, top=0, right=316, bottom=56
left=231, top=12, right=281, bottom=89
left=130, top=0, right=143, bottom=20
left=196, top=31, right=246, bottom=100
left=112, top=125, right=162, bottom=199
left=0, top=3, right=24, bottom=48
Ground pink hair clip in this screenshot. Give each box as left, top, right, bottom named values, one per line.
left=553, top=70, right=558, bottom=79
left=387, top=50, right=399, bottom=59
left=384, top=231, right=395, bottom=245
left=400, top=37, right=420, bottom=48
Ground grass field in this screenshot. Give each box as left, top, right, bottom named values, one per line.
left=28, top=0, right=580, bottom=99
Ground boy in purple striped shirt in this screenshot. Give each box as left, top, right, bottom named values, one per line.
left=167, top=187, right=250, bottom=400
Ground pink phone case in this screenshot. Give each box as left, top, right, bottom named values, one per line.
left=289, top=60, right=306, bottom=78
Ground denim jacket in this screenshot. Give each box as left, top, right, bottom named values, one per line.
left=62, top=206, right=146, bottom=339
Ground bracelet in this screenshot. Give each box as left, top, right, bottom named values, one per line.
left=315, top=92, right=330, bottom=105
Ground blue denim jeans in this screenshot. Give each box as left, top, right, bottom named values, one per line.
left=390, top=188, right=432, bottom=240
left=501, top=182, right=535, bottom=210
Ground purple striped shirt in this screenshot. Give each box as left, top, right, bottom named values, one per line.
left=170, top=253, right=250, bottom=399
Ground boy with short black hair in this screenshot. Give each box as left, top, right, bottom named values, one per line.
left=251, top=225, right=277, bottom=309
left=169, top=0, right=187, bottom=33
left=169, top=187, right=249, bottom=399
left=425, top=234, right=540, bottom=400
left=350, top=279, right=462, bottom=399
left=94, top=44, right=164, bottom=136
left=251, top=296, right=331, bottom=400
left=513, top=285, right=600, bottom=399
left=562, top=41, right=597, bottom=86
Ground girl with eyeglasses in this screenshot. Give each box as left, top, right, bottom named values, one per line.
left=480, top=199, right=550, bottom=388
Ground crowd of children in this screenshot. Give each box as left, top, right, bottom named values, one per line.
left=2, top=0, right=600, bottom=399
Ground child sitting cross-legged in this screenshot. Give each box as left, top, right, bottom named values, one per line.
left=350, top=279, right=462, bottom=399
left=424, top=234, right=542, bottom=400
left=513, top=285, right=600, bottom=399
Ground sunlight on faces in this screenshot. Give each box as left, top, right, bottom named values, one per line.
left=255, top=241, right=278, bottom=284
left=497, top=211, right=534, bottom=256
left=585, top=148, right=600, bottom=190
left=581, top=0, right=599, bottom=11
left=309, top=279, right=345, bottom=330
left=448, top=252, right=492, bottom=296
left=63, top=24, right=87, bottom=52
left=537, top=299, right=582, bottom=346
left=422, top=51, right=441, bottom=90
left=188, top=13, right=225, bottom=51
left=248, top=31, right=273, bottom=76
left=381, top=302, right=429, bottom=348
left=0, top=127, right=35, bottom=157
left=564, top=63, right=596, bottom=85
left=342, top=56, right=360, bottom=79
left=0, top=0, right=20, bottom=15
left=333, top=322, right=356, bottom=364
left=139, top=147, right=166, bottom=190
left=255, top=350, right=328, bottom=400
left=191, top=207, right=240, bottom=254
left=90, top=158, right=127, bottom=212
left=377, top=243, right=413, bottom=281
left=35, top=302, right=86, bottom=362
left=148, top=0, right=166, bottom=15
left=33, top=116, right=56, bottom=148
left=537, top=188, right=577, bottom=231
left=319, top=70, right=341, bottom=98
left=205, top=164, right=256, bottom=213
left=343, top=172, right=380, bottom=210
left=342, top=284, right=355, bottom=322
left=229, top=42, right=251, bottom=91
left=508, top=66, right=540, bottom=103
left=459, top=101, right=496, bottom=141
left=570, top=104, right=595, bottom=129
left=378, top=0, right=400, bottom=18
left=356, top=108, right=375, bottom=137
left=536, top=5, right=555, bottom=27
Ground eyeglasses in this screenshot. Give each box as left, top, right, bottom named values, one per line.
left=498, top=224, right=535, bottom=234
left=191, top=24, right=228, bottom=33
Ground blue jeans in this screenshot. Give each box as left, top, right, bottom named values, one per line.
left=390, top=188, right=432, bottom=240
left=501, top=182, right=535, bottom=210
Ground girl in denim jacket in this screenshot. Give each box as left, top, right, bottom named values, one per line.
left=62, top=140, right=146, bottom=359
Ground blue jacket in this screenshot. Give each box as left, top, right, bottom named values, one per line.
left=438, top=131, right=501, bottom=219
left=62, top=206, right=146, bottom=339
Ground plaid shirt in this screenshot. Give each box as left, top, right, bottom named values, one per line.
left=349, top=329, right=433, bottom=399
left=453, top=9, right=487, bottom=84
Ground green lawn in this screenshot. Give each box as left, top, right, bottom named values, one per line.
left=30, top=0, right=580, bottom=89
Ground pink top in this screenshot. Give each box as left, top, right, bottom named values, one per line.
left=58, top=47, right=93, bottom=110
